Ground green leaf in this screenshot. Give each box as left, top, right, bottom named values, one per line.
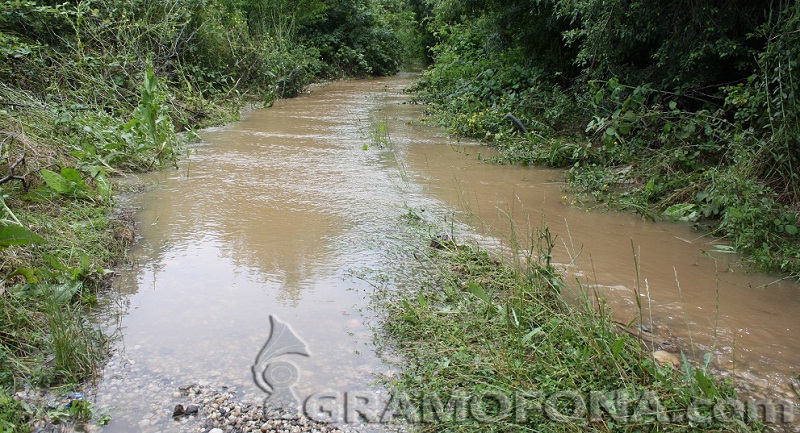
left=694, top=369, right=717, bottom=398
left=9, top=268, right=39, bottom=283
left=52, top=280, right=83, bottom=304
left=669, top=101, right=677, bottom=110
left=91, top=168, right=111, bottom=201
left=726, top=207, right=743, bottom=219
left=663, top=203, right=698, bottom=221
left=401, top=299, right=418, bottom=323
left=22, top=186, right=56, bottom=202
left=0, top=224, right=45, bottom=248
left=60, top=167, right=86, bottom=188
left=785, top=225, right=798, bottom=235
left=40, top=169, right=70, bottom=194
left=522, top=327, right=544, bottom=344
left=702, top=352, right=713, bottom=370
left=467, top=282, right=489, bottom=302
left=611, top=337, right=625, bottom=357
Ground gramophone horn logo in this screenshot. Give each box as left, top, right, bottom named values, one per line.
left=252, top=316, right=310, bottom=413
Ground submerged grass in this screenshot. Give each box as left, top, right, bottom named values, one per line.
left=376, top=214, right=762, bottom=432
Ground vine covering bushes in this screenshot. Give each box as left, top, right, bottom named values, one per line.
left=412, top=0, right=800, bottom=275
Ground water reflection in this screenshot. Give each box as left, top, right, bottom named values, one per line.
left=96, top=73, right=799, bottom=433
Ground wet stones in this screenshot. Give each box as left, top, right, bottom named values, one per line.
left=179, top=385, right=351, bottom=433
left=652, top=350, right=681, bottom=367
left=173, top=403, right=201, bottom=418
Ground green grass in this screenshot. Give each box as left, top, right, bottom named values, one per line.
left=0, top=195, right=117, bottom=430
left=0, top=1, right=419, bottom=429
left=0, top=129, right=132, bottom=429
left=0, top=390, right=27, bottom=433
left=411, top=7, right=800, bottom=278
left=375, top=216, right=762, bottom=432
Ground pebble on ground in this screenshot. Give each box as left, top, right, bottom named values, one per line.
left=180, top=385, right=351, bottom=433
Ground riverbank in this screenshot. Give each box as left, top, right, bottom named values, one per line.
left=76, top=73, right=799, bottom=432
left=374, top=215, right=771, bottom=432
left=5, top=71, right=791, bottom=433
left=410, top=2, right=800, bottom=277
left=0, top=2, right=419, bottom=429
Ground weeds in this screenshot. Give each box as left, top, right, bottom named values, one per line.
left=0, top=390, right=26, bottom=432
left=376, top=213, right=761, bottom=432
left=44, top=296, right=105, bottom=383
left=371, top=122, right=391, bottom=149
left=412, top=0, right=800, bottom=277
left=1, top=0, right=423, bottom=428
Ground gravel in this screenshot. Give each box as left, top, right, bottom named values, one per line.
left=179, top=385, right=352, bottom=433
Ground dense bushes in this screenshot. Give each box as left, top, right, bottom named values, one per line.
left=411, top=0, right=800, bottom=276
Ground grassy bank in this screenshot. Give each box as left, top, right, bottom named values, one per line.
left=376, top=217, right=764, bottom=432
left=0, top=0, right=420, bottom=429
left=409, top=1, right=800, bottom=276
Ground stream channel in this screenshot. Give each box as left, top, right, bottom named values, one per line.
left=93, top=73, right=800, bottom=432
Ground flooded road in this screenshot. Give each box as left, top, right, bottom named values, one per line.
left=95, top=73, right=799, bottom=432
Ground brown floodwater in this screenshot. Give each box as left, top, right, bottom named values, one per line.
left=94, top=73, right=799, bottom=432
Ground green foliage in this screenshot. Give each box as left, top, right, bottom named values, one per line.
left=556, top=0, right=761, bottom=89
left=242, top=0, right=328, bottom=41
left=413, top=0, right=800, bottom=276
left=412, top=18, right=578, bottom=139
left=423, top=0, right=575, bottom=77
left=751, top=1, right=800, bottom=204
left=122, top=62, right=181, bottom=169
left=0, top=225, right=43, bottom=249
left=0, top=2, right=423, bottom=429
left=378, top=226, right=757, bottom=432
left=32, top=168, right=97, bottom=202
left=302, top=0, right=410, bottom=76
left=0, top=192, right=44, bottom=249
left=259, top=38, right=324, bottom=98
left=43, top=294, right=105, bottom=383
left=0, top=389, right=27, bottom=433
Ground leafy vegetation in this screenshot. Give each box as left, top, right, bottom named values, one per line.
left=409, top=0, right=800, bottom=276
left=3, top=0, right=794, bottom=430
left=0, top=0, right=420, bottom=429
left=377, top=214, right=762, bottom=432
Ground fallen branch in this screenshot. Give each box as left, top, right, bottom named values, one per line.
left=0, top=153, right=26, bottom=186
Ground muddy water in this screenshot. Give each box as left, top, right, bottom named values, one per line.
left=95, top=73, right=799, bottom=431
left=401, top=141, right=800, bottom=395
